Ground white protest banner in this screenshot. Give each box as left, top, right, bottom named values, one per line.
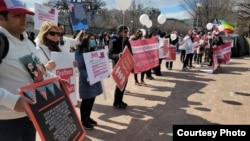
left=83, top=49, right=110, bottom=85
left=51, top=52, right=77, bottom=106
left=34, top=3, right=59, bottom=30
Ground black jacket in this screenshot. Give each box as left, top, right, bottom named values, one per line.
left=108, top=36, right=132, bottom=67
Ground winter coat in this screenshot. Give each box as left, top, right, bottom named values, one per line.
left=108, top=36, right=132, bottom=67
left=75, top=46, right=103, bottom=99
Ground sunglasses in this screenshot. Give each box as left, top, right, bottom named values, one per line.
left=48, top=31, right=60, bottom=36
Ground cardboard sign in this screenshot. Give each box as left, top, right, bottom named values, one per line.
left=34, top=3, right=59, bottom=30
left=83, top=49, right=110, bottom=85
left=111, top=47, right=135, bottom=91
left=51, top=52, right=77, bottom=106
left=19, top=77, right=85, bottom=141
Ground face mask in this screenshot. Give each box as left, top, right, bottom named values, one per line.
left=89, top=39, right=96, bottom=48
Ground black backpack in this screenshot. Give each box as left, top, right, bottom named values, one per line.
left=0, top=32, right=9, bottom=64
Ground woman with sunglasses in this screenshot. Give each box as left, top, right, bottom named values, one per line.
left=35, top=21, right=60, bottom=71
left=75, top=31, right=103, bottom=130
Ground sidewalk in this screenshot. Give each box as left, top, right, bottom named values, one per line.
left=37, top=55, right=250, bottom=141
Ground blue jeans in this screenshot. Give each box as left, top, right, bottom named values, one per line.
left=0, top=117, right=36, bottom=141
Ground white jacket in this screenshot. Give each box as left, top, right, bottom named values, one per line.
left=185, top=36, right=195, bottom=54
left=0, top=27, right=39, bottom=119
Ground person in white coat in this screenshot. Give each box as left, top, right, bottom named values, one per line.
left=182, top=30, right=195, bottom=70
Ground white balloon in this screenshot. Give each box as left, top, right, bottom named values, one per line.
left=218, top=25, right=224, bottom=32
left=157, top=14, right=167, bottom=24
left=206, top=23, right=213, bottom=30
left=139, top=14, right=149, bottom=25
left=116, top=0, right=132, bottom=11
left=146, top=20, right=152, bottom=28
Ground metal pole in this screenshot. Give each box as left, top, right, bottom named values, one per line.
left=196, top=14, right=199, bottom=28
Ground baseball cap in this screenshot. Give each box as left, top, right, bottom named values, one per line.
left=0, top=0, right=35, bottom=15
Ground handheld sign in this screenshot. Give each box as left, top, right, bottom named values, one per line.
left=111, top=47, right=135, bottom=91
left=19, top=77, right=85, bottom=141
left=83, top=49, right=110, bottom=85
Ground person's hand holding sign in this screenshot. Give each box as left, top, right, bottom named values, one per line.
left=119, top=53, right=123, bottom=58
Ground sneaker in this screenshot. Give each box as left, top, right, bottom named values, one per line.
left=88, top=118, right=97, bottom=126
left=140, top=81, right=147, bottom=86
left=135, top=81, right=141, bottom=86
left=121, top=101, right=128, bottom=107
left=113, top=103, right=126, bottom=110
left=195, top=64, right=201, bottom=68
left=182, top=67, right=187, bottom=71
left=124, top=90, right=130, bottom=94
left=83, top=122, right=94, bottom=130
left=146, top=76, right=154, bottom=80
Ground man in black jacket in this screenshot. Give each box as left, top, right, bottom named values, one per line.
left=108, top=25, right=132, bottom=109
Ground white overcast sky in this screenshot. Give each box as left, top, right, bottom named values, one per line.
left=25, top=0, right=191, bottom=20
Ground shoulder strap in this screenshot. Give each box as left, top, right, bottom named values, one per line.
left=38, top=46, right=50, bottom=61
left=0, top=32, right=9, bottom=64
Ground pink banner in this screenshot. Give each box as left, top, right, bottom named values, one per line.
left=130, top=38, right=159, bottom=73
left=165, top=45, right=176, bottom=61
left=111, top=47, right=135, bottom=91
left=212, top=42, right=232, bottom=71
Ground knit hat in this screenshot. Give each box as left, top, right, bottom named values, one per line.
left=117, top=25, right=128, bottom=33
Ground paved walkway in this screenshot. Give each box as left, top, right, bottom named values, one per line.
left=37, top=54, right=250, bottom=141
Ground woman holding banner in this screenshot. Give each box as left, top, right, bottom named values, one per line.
left=75, top=31, right=103, bottom=130
left=129, top=29, right=147, bottom=86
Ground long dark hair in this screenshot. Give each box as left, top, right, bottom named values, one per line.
left=78, top=31, right=96, bottom=52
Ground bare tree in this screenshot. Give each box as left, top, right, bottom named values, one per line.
left=235, top=0, right=250, bottom=35
left=181, top=0, right=233, bottom=29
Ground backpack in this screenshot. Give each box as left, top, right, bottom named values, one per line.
left=0, top=32, right=9, bottom=64
left=0, top=32, right=36, bottom=64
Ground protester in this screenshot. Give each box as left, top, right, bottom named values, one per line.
left=145, top=32, right=156, bottom=80
left=58, top=23, right=81, bottom=53
left=179, top=35, right=186, bottom=63
left=165, top=31, right=179, bottom=70
left=75, top=31, right=103, bottom=130
left=0, top=0, right=52, bottom=140
left=196, top=31, right=206, bottom=67
left=108, top=25, right=132, bottom=109
left=153, top=31, right=166, bottom=76
left=35, top=21, right=59, bottom=71
left=182, top=30, right=195, bottom=71
left=210, top=29, right=224, bottom=69
left=204, top=32, right=212, bottom=63
left=129, top=29, right=147, bottom=86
